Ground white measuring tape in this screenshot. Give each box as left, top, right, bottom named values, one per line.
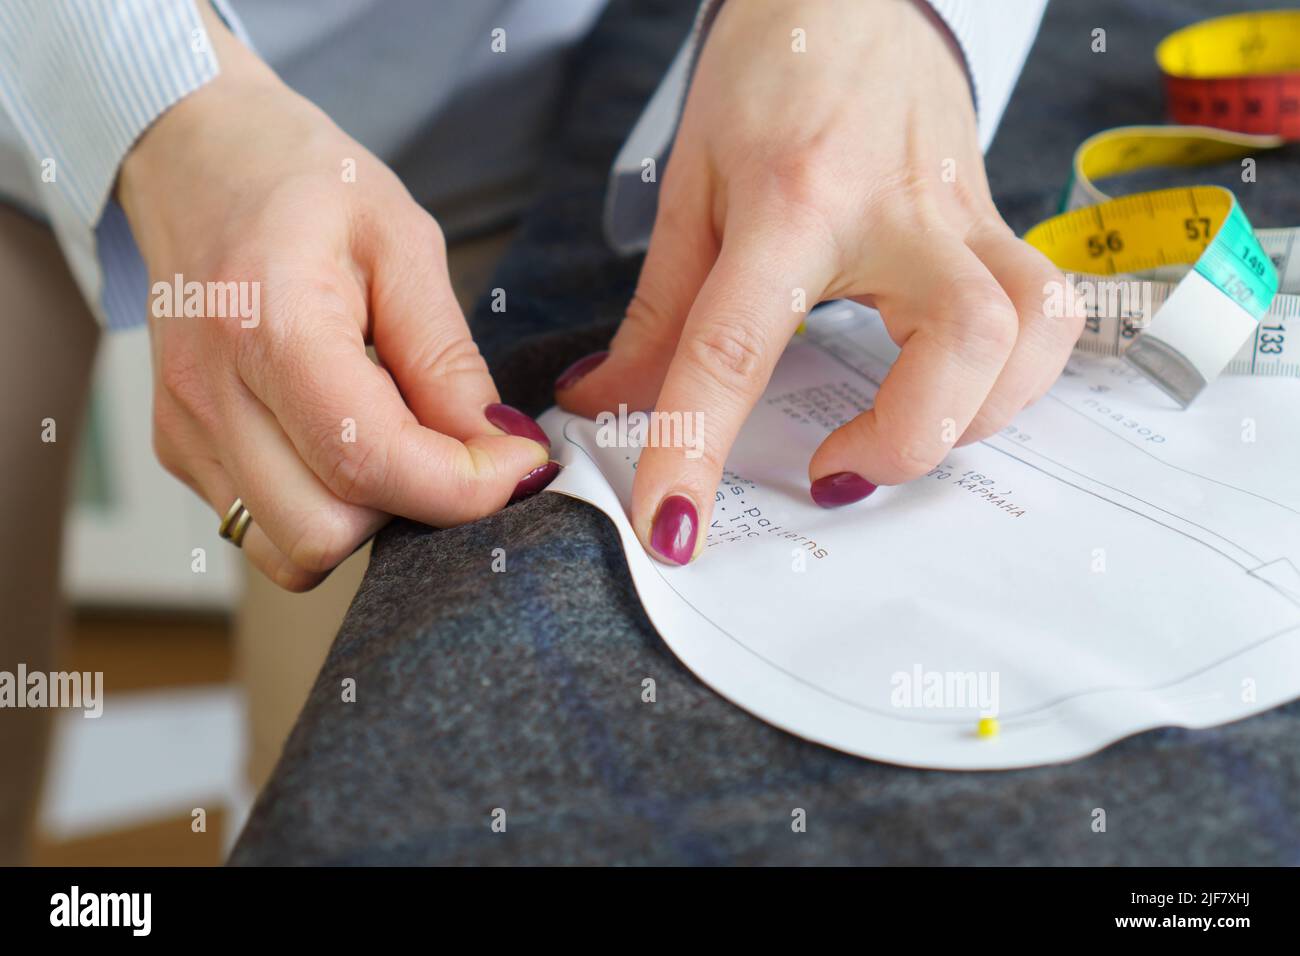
left=1024, top=124, right=1298, bottom=405
left=1053, top=126, right=1299, bottom=388
left=1019, top=10, right=1300, bottom=404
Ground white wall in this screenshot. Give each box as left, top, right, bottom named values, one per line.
left=64, top=325, right=240, bottom=610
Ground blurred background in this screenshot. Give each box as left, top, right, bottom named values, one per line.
left=1, top=0, right=617, bottom=867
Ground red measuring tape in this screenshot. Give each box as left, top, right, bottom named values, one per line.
left=1157, top=10, right=1300, bottom=139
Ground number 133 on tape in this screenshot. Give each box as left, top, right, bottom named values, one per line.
left=1026, top=183, right=1280, bottom=407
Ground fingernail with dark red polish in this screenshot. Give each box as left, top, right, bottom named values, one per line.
left=810, top=472, right=877, bottom=508
left=485, top=403, right=549, bottom=449
left=509, top=461, right=560, bottom=503
left=650, top=494, right=699, bottom=565
left=555, top=351, right=609, bottom=391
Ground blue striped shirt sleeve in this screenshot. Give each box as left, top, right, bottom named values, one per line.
left=0, top=0, right=234, bottom=325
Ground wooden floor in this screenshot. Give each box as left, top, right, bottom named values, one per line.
left=58, top=610, right=233, bottom=692
left=30, top=611, right=235, bottom=867
left=32, top=810, right=229, bottom=867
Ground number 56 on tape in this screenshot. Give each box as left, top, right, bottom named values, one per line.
left=1025, top=185, right=1278, bottom=407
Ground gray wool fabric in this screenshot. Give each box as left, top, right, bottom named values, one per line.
left=231, top=0, right=1300, bottom=866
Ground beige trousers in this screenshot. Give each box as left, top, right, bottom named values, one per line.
left=0, top=202, right=351, bottom=856
left=0, top=203, right=100, bottom=864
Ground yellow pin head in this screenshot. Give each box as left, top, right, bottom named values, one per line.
left=977, top=717, right=1000, bottom=739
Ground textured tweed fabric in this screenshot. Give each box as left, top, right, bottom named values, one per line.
left=231, top=0, right=1300, bottom=865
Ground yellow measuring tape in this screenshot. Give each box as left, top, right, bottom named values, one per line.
left=800, top=12, right=1300, bottom=403
left=1156, top=10, right=1300, bottom=139
left=1023, top=123, right=1300, bottom=402
left=1019, top=10, right=1300, bottom=405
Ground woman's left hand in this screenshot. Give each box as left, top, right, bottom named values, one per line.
left=557, top=0, right=1080, bottom=565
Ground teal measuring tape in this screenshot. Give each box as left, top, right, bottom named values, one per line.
left=1197, top=198, right=1277, bottom=318
left=1027, top=125, right=1300, bottom=401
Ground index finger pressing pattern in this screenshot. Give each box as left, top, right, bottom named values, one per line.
left=808, top=237, right=1020, bottom=504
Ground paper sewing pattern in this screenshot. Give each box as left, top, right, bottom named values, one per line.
left=540, top=302, right=1300, bottom=770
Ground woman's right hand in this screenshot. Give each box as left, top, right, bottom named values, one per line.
left=119, top=6, right=554, bottom=591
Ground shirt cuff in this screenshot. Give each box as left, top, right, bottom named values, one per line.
left=603, top=0, right=724, bottom=256
left=0, top=0, right=244, bottom=326
left=0, top=0, right=224, bottom=229
left=923, top=0, right=1047, bottom=152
